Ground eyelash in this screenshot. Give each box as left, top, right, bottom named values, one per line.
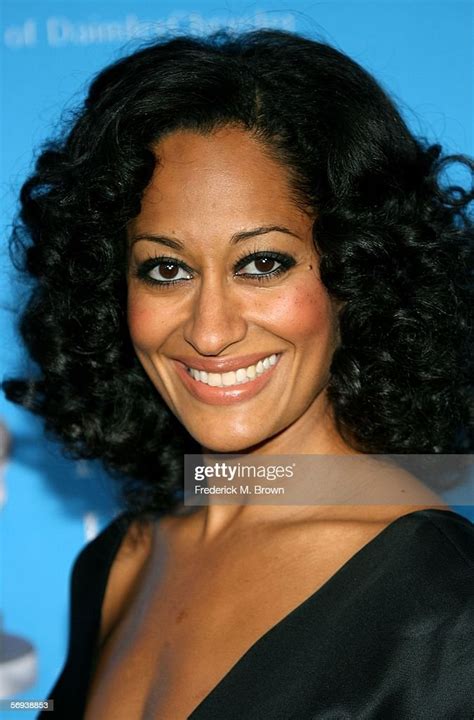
left=133, top=250, right=297, bottom=287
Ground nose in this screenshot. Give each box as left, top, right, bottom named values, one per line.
left=183, top=274, right=247, bottom=355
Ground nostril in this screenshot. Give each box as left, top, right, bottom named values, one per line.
left=183, top=305, right=248, bottom=356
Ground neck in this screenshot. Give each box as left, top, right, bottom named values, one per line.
left=192, top=396, right=362, bottom=541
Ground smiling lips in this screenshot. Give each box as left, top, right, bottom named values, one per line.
left=172, top=353, right=281, bottom=405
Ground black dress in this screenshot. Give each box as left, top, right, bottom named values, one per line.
left=39, top=508, right=474, bottom=719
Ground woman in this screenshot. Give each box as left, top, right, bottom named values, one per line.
left=3, top=29, right=473, bottom=719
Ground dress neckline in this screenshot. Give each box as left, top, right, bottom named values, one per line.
left=184, top=507, right=463, bottom=718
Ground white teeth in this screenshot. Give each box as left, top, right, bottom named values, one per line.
left=222, top=371, right=236, bottom=386
left=208, top=373, right=222, bottom=387
left=236, top=368, right=247, bottom=382
left=186, top=353, right=279, bottom=388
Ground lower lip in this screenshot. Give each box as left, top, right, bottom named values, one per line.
left=172, top=356, right=281, bottom=406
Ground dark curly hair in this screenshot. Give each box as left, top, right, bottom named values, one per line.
left=3, top=29, right=473, bottom=520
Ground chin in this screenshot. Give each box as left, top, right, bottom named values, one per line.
left=191, top=427, right=270, bottom=455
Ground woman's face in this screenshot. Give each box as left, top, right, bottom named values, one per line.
left=127, top=127, right=341, bottom=453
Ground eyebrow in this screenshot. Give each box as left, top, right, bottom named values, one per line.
left=129, top=225, right=303, bottom=250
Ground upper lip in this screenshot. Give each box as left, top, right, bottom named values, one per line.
left=173, top=352, right=280, bottom=373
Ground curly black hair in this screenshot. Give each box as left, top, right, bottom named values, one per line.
left=3, top=29, right=473, bottom=520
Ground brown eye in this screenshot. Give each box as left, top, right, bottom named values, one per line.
left=234, top=251, right=295, bottom=281
left=137, top=257, right=193, bottom=285
left=253, top=257, right=276, bottom=272
left=158, top=261, right=180, bottom=279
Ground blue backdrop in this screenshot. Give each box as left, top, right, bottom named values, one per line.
left=1, top=1, right=473, bottom=714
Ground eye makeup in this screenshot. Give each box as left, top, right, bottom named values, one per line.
left=132, top=249, right=297, bottom=288
left=133, top=255, right=193, bottom=287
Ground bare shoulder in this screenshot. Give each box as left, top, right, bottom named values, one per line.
left=346, top=454, right=451, bottom=507
left=296, top=456, right=451, bottom=529
left=98, top=517, right=156, bottom=645
left=291, top=458, right=453, bottom=552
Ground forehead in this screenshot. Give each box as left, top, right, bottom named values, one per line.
left=129, top=127, right=310, bottom=240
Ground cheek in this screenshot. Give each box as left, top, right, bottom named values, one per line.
left=259, top=278, right=336, bottom=343
left=127, top=291, right=169, bottom=350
